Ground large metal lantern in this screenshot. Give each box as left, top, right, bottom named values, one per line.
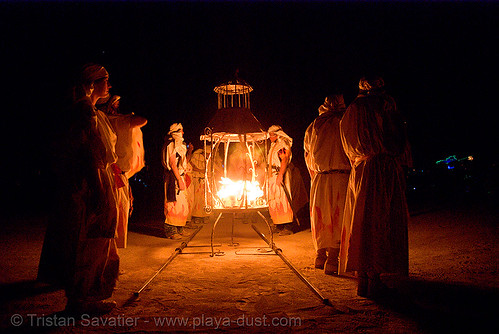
left=200, top=75, right=273, bottom=255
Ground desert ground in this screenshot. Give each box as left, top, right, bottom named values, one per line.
left=0, top=186, right=497, bottom=334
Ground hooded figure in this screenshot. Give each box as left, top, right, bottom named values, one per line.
left=304, top=94, right=351, bottom=275
left=339, top=77, right=410, bottom=298
left=162, top=123, right=191, bottom=239
left=187, top=144, right=213, bottom=223
left=267, top=125, right=295, bottom=235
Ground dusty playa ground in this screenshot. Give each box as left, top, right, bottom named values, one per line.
left=0, top=195, right=497, bottom=333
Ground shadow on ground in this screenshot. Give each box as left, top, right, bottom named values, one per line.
left=370, top=278, right=499, bottom=333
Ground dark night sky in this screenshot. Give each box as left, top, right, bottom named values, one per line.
left=1, top=1, right=498, bottom=212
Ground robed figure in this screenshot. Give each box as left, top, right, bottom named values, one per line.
left=304, top=95, right=350, bottom=275
left=339, top=77, right=410, bottom=298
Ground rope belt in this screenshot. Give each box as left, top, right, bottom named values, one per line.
left=318, top=169, right=351, bottom=175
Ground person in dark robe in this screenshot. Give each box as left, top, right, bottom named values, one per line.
left=38, top=64, right=120, bottom=314
left=339, top=76, right=411, bottom=298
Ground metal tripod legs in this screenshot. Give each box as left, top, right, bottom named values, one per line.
left=210, top=209, right=274, bottom=257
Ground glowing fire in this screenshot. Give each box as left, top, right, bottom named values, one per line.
left=216, top=177, right=264, bottom=207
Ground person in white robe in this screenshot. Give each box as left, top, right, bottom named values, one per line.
left=339, top=77, right=410, bottom=298
left=304, top=95, right=350, bottom=275
left=268, top=125, right=294, bottom=236
left=163, top=123, right=191, bottom=239
left=97, top=95, right=147, bottom=248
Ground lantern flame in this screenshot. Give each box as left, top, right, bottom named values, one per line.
left=216, top=177, right=264, bottom=207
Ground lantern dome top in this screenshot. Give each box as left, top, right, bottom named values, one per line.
left=204, top=71, right=266, bottom=140
left=214, top=80, right=253, bottom=95
left=201, top=107, right=267, bottom=142
left=214, top=71, right=253, bottom=96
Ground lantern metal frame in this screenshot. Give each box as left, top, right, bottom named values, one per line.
left=200, top=77, right=274, bottom=256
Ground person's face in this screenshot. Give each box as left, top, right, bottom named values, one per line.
left=92, top=76, right=112, bottom=99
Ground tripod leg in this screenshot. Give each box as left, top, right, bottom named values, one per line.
left=257, top=210, right=274, bottom=248
left=210, top=212, right=223, bottom=257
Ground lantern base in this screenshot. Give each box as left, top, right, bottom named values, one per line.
left=210, top=208, right=273, bottom=257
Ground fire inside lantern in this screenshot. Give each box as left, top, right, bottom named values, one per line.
left=201, top=74, right=269, bottom=212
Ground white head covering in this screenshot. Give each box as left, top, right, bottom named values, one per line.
left=73, top=64, right=109, bottom=101
left=168, top=122, right=183, bottom=140
left=318, top=95, right=346, bottom=115
left=358, top=76, right=385, bottom=93
left=108, top=95, right=121, bottom=107
left=81, top=64, right=109, bottom=84
left=268, top=125, right=293, bottom=147
left=96, top=95, right=121, bottom=115
left=167, top=123, right=186, bottom=156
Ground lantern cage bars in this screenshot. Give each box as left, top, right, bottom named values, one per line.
left=201, top=128, right=269, bottom=213
left=200, top=75, right=274, bottom=256
left=214, top=78, right=253, bottom=109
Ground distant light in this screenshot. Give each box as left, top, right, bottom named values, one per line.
left=436, top=155, right=457, bottom=165
left=436, top=154, right=473, bottom=165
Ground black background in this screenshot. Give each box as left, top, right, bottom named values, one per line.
left=1, top=1, right=497, bottom=217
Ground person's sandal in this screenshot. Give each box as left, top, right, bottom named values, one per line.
left=324, top=258, right=338, bottom=275
left=166, top=233, right=182, bottom=240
